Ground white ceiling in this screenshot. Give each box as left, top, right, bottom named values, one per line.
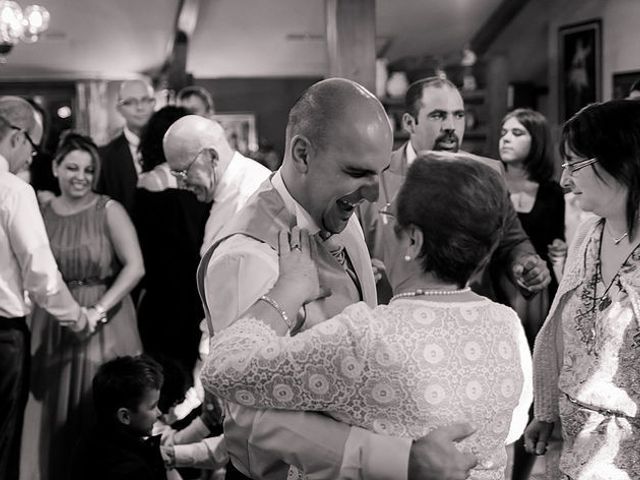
left=1, top=0, right=504, bottom=79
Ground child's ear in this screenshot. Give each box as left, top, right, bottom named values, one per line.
left=116, top=407, right=131, bottom=425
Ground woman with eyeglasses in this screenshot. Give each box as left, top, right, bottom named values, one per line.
left=21, top=133, right=144, bottom=480
left=524, top=100, right=640, bottom=479
left=202, top=155, right=533, bottom=479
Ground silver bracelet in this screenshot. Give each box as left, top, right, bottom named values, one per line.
left=259, top=295, right=292, bottom=329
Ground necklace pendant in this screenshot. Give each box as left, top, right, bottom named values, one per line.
left=599, top=295, right=612, bottom=311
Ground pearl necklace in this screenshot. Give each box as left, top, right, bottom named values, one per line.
left=390, top=287, right=471, bottom=302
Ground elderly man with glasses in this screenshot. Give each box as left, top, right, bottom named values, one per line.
left=163, top=115, right=270, bottom=255
left=96, top=79, right=156, bottom=216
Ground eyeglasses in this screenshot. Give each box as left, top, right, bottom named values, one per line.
left=170, top=149, right=202, bottom=181
left=10, top=125, right=39, bottom=157
left=561, top=157, right=598, bottom=175
left=117, top=96, right=156, bottom=109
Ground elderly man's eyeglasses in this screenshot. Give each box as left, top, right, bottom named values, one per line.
left=169, top=148, right=213, bottom=182
left=10, top=125, right=39, bottom=157
left=117, top=96, right=156, bottom=109
left=561, top=157, right=598, bottom=175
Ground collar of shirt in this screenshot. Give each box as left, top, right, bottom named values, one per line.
left=0, top=153, right=9, bottom=173
left=213, top=151, right=247, bottom=203
left=271, top=170, right=321, bottom=234
left=405, top=141, right=417, bottom=166
left=123, top=127, right=142, bottom=174
left=123, top=126, right=140, bottom=149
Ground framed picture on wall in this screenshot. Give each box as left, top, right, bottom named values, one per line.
left=211, top=113, right=258, bottom=155
left=612, top=70, right=640, bottom=99
left=558, top=19, right=602, bottom=122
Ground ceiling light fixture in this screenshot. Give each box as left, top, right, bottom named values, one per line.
left=0, top=0, right=50, bottom=63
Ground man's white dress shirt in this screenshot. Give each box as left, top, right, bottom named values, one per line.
left=123, top=126, right=142, bottom=175
left=0, top=155, right=80, bottom=323
left=200, top=152, right=271, bottom=256
left=202, top=170, right=411, bottom=480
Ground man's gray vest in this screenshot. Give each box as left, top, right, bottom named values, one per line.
left=197, top=179, right=377, bottom=334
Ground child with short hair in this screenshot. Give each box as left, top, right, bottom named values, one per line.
left=70, top=355, right=167, bottom=480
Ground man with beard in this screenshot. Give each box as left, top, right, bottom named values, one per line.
left=359, top=76, right=550, bottom=303
left=197, top=78, right=478, bottom=480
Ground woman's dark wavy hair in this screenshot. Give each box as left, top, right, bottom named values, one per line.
left=395, top=155, right=506, bottom=287
left=560, top=99, right=640, bottom=237
left=501, top=108, right=555, bottom=183
left=139, top=105, right=190, bottom=172
left=53, top=131, right=101, bottom=190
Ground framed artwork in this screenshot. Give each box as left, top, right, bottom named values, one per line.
left=612, top=70, right=640, bottom=99
left=211, top=113, right=258, bottom=154
left=558, top=19, right=602, bottom=122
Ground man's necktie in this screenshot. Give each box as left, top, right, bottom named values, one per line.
left=320, top=233, right=361, bottom=296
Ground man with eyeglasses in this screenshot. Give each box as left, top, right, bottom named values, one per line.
left=97, top=79, right=156, bottom=216
left=163, top=115, right=271, bottom=255
left=0, top=97, right=91, bottom=480
left=359, top=76, right=551, bottom=304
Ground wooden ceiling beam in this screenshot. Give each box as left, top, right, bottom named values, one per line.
left=470, top=0, right=531, bottom=56
left=157, top=0, right=201, bottom=91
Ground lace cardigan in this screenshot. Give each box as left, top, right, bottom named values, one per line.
left=203, top=298, right=532, bottom=478
left=532, top=216, right=640, bottom=422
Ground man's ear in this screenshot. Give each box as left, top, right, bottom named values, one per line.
left=290, top=135, right=311, bottom=173
left=402, top=113, right=416, bottom=135
left=116, top=407, right=131, bottom=426
left=207, top=148, right=219, bottom=168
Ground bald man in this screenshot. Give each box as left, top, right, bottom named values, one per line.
left=163, top=115, right=271, bottom=254
left=197, top=78, right=477, bottom=480
left=97, top=79, right=156, bottom=216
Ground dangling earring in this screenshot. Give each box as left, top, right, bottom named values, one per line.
left=404, top=255, right=411, bottom=262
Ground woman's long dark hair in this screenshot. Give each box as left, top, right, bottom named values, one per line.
left=501, top=108, right=555, bottom=183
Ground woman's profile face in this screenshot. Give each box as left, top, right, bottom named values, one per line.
left=54, top=149, right=95, bottom=199
left=499, top=117, right=532, bottom=165
left=560, top=147, right=627, bottom=217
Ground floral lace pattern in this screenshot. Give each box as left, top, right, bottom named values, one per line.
left=202, top=299, right=526, bottom=480
left=555, top=221, right=640, bottom=479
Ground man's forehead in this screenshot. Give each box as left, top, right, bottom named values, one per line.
left=120, top=81, right=152, bottom=99
left=419, top=85, right=463, bottom=110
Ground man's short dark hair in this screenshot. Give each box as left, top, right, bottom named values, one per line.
left=404, top=77, right=458, bottom=120
left=92, top=355, right=163, bottom=424
left=177, top=86, right=214, bottom=113
left=395, top=155, right=506, bottom=287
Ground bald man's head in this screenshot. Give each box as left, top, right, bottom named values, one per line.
left=283, top=78, right=392, bottom=234
left=163, top=115, right=233, bottom=202
left=285, top=78, right=391, bottom=155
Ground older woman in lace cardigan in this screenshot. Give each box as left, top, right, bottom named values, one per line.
left=202, top=156, right=532, bottom=480
left=524, top=100, right=640, bottom=479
